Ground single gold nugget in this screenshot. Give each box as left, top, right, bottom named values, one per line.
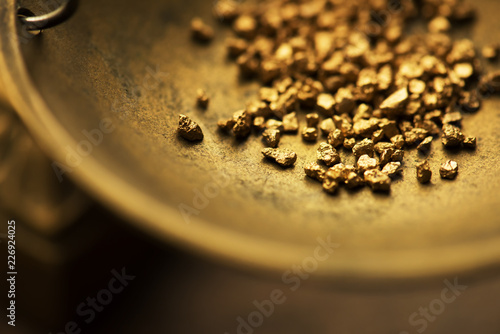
left=196, top=89, right=209, bottom=109
left=178, top=115, right=204, bottom=142
left=191, top=18, right=214, bottom=42
left=262, top=148, right=297, bottom=167
left=440, top=160, right=459, bottom=179
left=416, top=160, right=432, bottom=184
left=364, top=169, right=391, bottom=192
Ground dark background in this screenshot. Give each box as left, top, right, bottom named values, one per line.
left=1, top=204, right=500, bottom=334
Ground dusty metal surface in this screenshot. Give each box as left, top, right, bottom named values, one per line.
left=1, top=0, right=500, bottom=284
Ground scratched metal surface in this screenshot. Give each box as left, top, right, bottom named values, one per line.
left=2, top=0, right=500, bottom=283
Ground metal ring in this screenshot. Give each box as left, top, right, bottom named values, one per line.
left=18, top=0, right=78, bottom=31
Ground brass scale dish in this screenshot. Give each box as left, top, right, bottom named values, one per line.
left=1, top=0, right=500, bottom=285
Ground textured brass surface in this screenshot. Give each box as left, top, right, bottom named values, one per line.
left=1, top=0, right=500, bottom=283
